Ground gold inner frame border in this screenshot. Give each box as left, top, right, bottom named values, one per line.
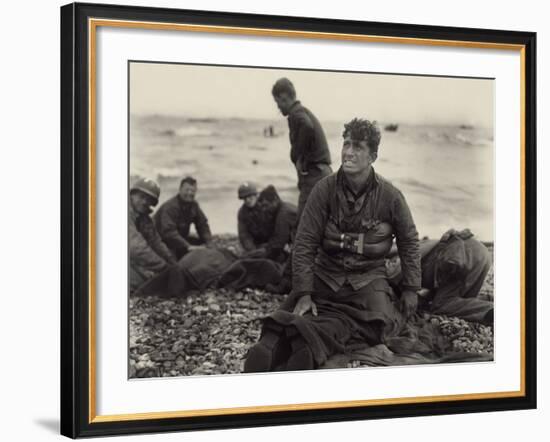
left=87, top=17, right=527, bottom=424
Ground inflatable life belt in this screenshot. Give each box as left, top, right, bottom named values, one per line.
left=322, top=221, right=394, bottom=258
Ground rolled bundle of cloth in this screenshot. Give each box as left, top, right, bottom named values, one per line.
left=322, top=220, right=394, bottom=258
left=132, top=246, right=287, bottom=298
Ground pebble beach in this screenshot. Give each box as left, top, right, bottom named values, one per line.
left=129, top=235, right=494, bottom=378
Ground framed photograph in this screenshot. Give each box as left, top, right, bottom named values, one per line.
left=60, top=2, right=536, bottom=438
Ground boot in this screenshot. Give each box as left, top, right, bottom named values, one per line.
left=285, top=336, right=314, bottom=371
left=243, top=329, right=289, bottom=372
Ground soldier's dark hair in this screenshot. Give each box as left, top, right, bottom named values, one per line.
left=259, top=185, right=280, bottom=204
left=180, top=176, right=197, bottom=188
left=342, top=118, right=382, bottom=153
left=271, top=78, right=296, bottom=99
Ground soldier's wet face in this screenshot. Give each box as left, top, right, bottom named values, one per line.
left=273, top=92, right=294, bottom=116
left=179, top=182, right=197, bottom=202
left=341, top=136, right=377, bottom=175
left=244, top=194, right=258, bottom=208
left=130, top=190, right=157, bottom=215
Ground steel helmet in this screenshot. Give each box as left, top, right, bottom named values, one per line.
left=131, top=177, right=161, bottom=204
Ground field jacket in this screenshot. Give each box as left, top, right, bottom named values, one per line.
left=154, top=195, right=212, bottom=256
left=129, top=204, right=176, bottom=278
left=293, top=168, right=421, bottom=294
left=287, top=101, right=331, bottom=177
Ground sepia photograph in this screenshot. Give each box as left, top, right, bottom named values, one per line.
left=128, top=61, right=495, bottom=379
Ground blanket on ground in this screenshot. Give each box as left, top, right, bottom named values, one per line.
left=133, top=248, right=283, bottom=296
left=264, top=289, right=492, bottom=370
left=320, top=317, right=493, bottom=369
left=218, top=258, right=283, bottom=290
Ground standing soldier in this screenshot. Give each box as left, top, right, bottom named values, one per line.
left=129, top=177, right=176, bottom=294
left=271, top=77, right=332, bottom=222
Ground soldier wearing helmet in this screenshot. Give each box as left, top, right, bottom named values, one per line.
left=129, top=177, right=177, bottom=294
left=237, top=182, right=297, bottom=267
left=237, top=181, right=265, bottom=252
left=238, top=182, right=259, bottom=207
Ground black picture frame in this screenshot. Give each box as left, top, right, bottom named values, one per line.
left=60, top=2, right=537, bottom=438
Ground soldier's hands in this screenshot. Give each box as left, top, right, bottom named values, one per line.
left=400, top=290, right=418, bottom=319
left=293, top=294, right=318, bottom=316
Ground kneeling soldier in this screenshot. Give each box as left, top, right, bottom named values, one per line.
left=245, top=118, right=421, bottom=372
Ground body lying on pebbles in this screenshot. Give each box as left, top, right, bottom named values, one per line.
left=129, top=235, right=494, bottom=378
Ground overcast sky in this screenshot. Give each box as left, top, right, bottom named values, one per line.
left=130, top=61, right=494, bottom=127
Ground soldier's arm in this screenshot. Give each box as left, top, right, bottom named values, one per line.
left=156, top=204, right=191, bottom=255
left=391, top=189, right=421, bottom=292
left=129, top=220, right=170, bottom=272
left=237, top=208, right=257, bottom=252
left=266, top=204, right=294, bottom=260
left=292, top=180, right=329, bottom=294
left=290, top=112, right=315, bottom=171
left=145, top=219, right=177, bottom=265
left=194, top=203, right=213, bottom=244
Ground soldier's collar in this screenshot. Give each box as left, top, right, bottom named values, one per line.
left=288, top=100, right=301, bottom=112
left=340, top=166, right=378, bottom=197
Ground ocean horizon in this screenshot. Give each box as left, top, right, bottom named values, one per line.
left=130, top=114, right=494, bottom=242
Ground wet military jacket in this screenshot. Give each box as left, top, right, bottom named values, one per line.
left=287, top=101, right=331, bottom=176
left=266, top=201, right=297, bottom=262
left=238, top=201, right=297, bottom=263
left=293, top=168, right=421, bottom=293
left=129, top=204, right=176, bottom=276
left=153, top=195, right=212, bottom=257
left=238, top=204, right=273, bottom=251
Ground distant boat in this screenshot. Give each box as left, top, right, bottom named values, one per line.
left=459, top=124, right=474, bottom=130
left=384, top=124, right=399, bottom=132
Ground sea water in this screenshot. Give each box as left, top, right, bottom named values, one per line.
left=130, top=115, right=494, bottom=241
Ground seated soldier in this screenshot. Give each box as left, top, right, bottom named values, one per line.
left=154, top=176, right=213, bottom=259
left=237, top=183, right=297, bottom=264
left=129, top=177, right=177, bottom=294
left=244, top=118, right=421, bottom=372
left=388, top=228, right=493, bottom=324
left=254, top=185, right=297, bottom=264
left=236, top=181, right=267, bottom=252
